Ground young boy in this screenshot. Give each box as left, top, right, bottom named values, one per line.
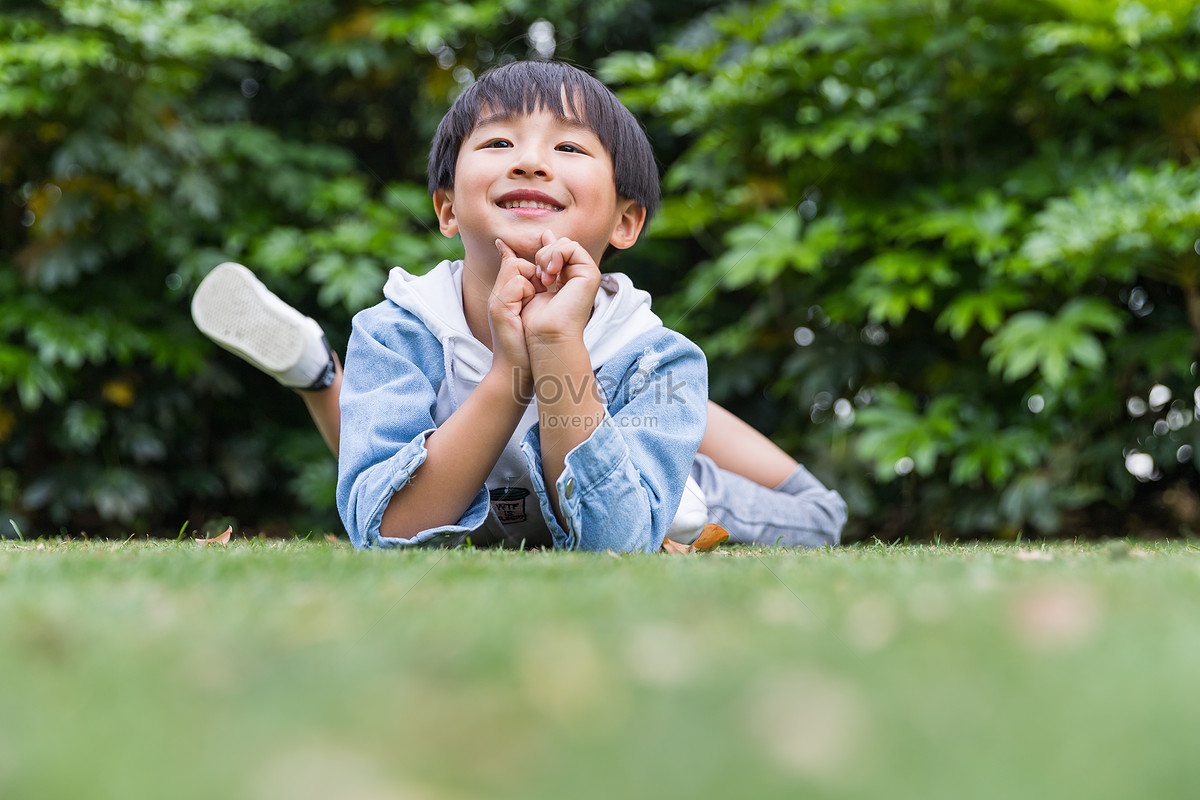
left=192, top=61, right=846, bottom=552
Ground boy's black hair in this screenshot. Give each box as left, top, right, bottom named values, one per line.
left=427, top=60, right=661, bottom=219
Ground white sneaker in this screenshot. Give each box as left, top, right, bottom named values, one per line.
left=191, top=262, right=335, bottom=390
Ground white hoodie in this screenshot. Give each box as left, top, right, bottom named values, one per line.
left=381, top=259, right=705, bottom=546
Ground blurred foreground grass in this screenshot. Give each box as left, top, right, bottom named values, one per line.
left=2, top=538, right=1199, bottom=799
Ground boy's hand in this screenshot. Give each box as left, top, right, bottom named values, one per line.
left=490, top=239, right=537, bottom=391
left=521, top=229, right=601, bottom=343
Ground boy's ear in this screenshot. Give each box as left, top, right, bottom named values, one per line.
left=608, top=199, right=647, bottom=251
left=432, top=189, right=458, bottom=238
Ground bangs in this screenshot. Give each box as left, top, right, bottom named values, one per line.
left=427, top=61, right=660, bottom=219
left=465, top=67, right=594, bottom=128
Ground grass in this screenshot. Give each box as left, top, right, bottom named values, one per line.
left=2, top=537, right=1199, bottom=800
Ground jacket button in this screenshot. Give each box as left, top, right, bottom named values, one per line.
left=564, top=478, right=575, bottom=499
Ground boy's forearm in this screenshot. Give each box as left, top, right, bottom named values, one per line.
left=379, top=368, right=528, bottom=540
left=528, top=337, right=605, bottom=525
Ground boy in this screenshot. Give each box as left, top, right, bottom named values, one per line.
left=192, top=61, right=846, bottom=551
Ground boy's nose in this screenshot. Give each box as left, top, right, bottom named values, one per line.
left=511, top=166, right=548, bottom=177
left=509, top=149, right=551, bottom=179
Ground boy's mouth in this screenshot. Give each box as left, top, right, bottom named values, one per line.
left=496, top=190, right=564, bottom=212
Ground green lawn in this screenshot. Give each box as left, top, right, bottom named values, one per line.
left=2, top=538, right=1199, bottom=800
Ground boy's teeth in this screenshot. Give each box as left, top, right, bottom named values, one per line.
left=501, top=200, right=561, bottom=210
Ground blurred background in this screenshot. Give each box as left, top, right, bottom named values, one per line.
left=2, top=0, right=1198, bottom=541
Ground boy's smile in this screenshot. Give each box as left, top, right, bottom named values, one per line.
left=495, top=188, right=565, bottom=216
left=433, top=107, right=644, bottom=270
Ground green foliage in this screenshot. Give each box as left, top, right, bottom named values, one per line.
left=607, top=0, right=1200, bottom=537
left=0, top=0, right=724, bottom=535
left=983, top=298, right=1124, bottom=386
left=4, top=0, right=1199, bottom=539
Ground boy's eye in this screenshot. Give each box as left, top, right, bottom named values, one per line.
left=482, top=139, right=512, bottom=148
left=556, top=143, right=582, bottom=153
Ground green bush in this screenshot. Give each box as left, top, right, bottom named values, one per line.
left=604, top=0, right=1200, bottom=538
left=3, top=0, right=1198, bottom=539
left=0, top=0, right=721, bottom=536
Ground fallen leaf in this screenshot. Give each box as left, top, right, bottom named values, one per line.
left=661, top=537, right=696, bottom=555
left=196, top=526, right=232, bottom=545
left=1014, top=548, right=1052, bottom=561
left=694, top=523, right=730, bottom=551
left=324, top=533, right=339, bottom=543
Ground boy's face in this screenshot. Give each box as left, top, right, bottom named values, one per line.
left=433, top=106, right=645, bottom=271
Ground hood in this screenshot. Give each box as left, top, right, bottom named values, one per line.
left=382, top=260, right=662, bottom=394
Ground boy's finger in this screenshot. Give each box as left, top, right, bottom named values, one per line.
left=508, top=274, right=536, bottom=305
left=549, top=237, right=588, bottom=275
left=536, top=254, right=561, bottom=283
left=535, top=237, right=567, bottom=274
left=496, top=239, right=535, bottom=271
left=496, top=238, right=537, bottom=279
left=493, top=272, right=535, bottom=313
left=496, top=238, right=534, bottom=272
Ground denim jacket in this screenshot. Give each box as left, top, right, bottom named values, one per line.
left=336, top=266, right=708, bottom=553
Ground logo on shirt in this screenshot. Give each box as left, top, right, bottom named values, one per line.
left=490, top=487, right=530, bottom=524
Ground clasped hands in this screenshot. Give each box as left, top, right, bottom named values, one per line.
left=488, top=229, right=600, bottom=387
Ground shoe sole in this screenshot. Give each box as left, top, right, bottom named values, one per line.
left=191, top=262, right=306, bottom=374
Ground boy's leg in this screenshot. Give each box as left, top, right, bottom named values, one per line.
left=690, top=453, right=846, bottom=548
left=298, top=354, right=342, bottom=456
left=693, top=401, right=846, bottom=547
left=191, top=262, right=342, bottom=456
left=698, top=401, right=799, bottom=489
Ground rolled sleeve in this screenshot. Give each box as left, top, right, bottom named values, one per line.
left=336, top=303, right=489, bottom=549
left=346, top=428, right=490, bottom=549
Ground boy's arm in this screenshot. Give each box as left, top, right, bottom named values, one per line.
left=336, top=316, right=529, bottom=548
left=339, top=253, right=538, bottom=545
left=376, top=367, right=528, bottom=540
left=515, top=232, right=708, bottom=552
left=527, top=335, right=604, bottom=529
left=524, top=329, right=709, bottom=553
left=515, top=232, right=605, bottom=527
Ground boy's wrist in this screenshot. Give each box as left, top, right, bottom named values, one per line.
left=525, top=326, right=584, bottom=354
left=527, top=337, right=598, bottom=407
left=525, top=334, right=586, bottom=374
left=485, top=360, right=534, bottom=405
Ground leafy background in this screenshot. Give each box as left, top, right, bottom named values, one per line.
left=2, top=0, right=1199, bottom=541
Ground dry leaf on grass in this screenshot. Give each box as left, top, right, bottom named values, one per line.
left=661, top=537, right=696, bottom=555
left=1014, top=548, right=1052, bottom=561
left=324, top=534, right=339, bottom=543
left=196, top=526, right=232, bottom=545
left=662, top=524, right=730, bottom=555
left=694, top=523, right=730, bottom=551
